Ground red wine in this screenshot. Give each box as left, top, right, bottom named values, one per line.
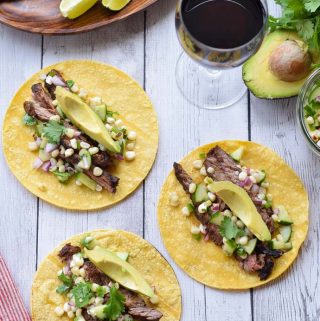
left=181, top=0, right=265, bottom=49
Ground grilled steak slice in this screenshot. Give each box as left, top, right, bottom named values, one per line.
left=24, top=101, right=55, bottom=122
left=83, top=261, right=111, bottom=285
left=82, top=309, right=98, bottom=321
left=240, top=254, right=266, bottom=273
left=173, top=162, right=223, bottom=246
left=85, top=169, right=119, bottom=193
left=45, top=69, right=68, bottom=100
left=258, top=255, right=274, bottom=280
left=128, top=306, right=163, bottom=321
left=255, top=242, right=283, bottom=258
left=120, top=288, right=146, bottom=309
left=58, top=243, right=81, bottom=262
left=204, top=146, right=275, bottom=232
left=31, top=83, right=57, bottom=113
left=173, top=162, right=193, bottom=193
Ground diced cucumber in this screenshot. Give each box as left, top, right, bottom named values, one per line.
left=191, top=183, right=209, bottom=204
left=209, top=211, right=224, bottom=226
left=309, top=86, right=320, bottom=103
left=243, top=238, right=257, bottom=255
left=35, top=123, right=44, bottom=136
left=279, top=225, right=292, bottom=242
left=187, top=203, right=195, bottom=213
left=79, top=150, right=92, bottom=169
left=270, top=240, right=292, bottom=251
left=40, top=137, right=48, bottom=149
left=39, top=149, right=50, bottom=162
left=222, top=240, right=237, bottom=256
left=256, top=170, right=266, bottom=183
left=230, top=147, right=244, bottom=162
left=56, top=106, right=65, bottom=118
left=94, top=104, right=107, bottom=122
left=76, top=172, right=97, bottom=191
left=116, top=252, right=129, bottom=261
left=277, top=205, right=293, bottom=225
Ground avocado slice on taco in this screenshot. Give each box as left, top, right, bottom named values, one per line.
left=31, top=230, right=181, bottom=321
left=158, top=141, right=309, bottom=289
left=3, top=60, right=158, bottom=210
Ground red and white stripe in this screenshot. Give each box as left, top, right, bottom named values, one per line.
left=0, top=256, right=31, bottom=321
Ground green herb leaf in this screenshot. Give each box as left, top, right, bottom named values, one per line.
left=96, top=285, right=107, bottom=298
left=56, top=284, right=70, bottom=294
left=187, top=203, right=195, bottom=213
left=236, top=247, right=246, bottom=256
left=42, top=120, right=66, bottom=144
left=199, top=152, right=206, bottom=159
left=66, top=80, right=75, bottom=88
left=304, top=0, right=320, bottom=13
left=106, top=109, right=120, bottom=118
left=103, top=286, right=125, bottom=321
left=53, top=171, right=73, bottom=183
left=264, top=200, right=273, bottom=209
left=72, top=282, right=94, bottom=308
left=192, top=233, right=202, bottom=241
left=219, top=217, right=244, bottom=239
left=23, top=114, right=37, bottom=126
left=58, top=272, right=73, bottom=287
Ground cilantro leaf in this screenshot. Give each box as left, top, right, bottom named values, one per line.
left=56, top=284, right=70, bottom=294
left=42, top=120, right=66, bottom=144
left=66, top=80, right=75, bottom=88
left=304, top=0, right=320, bottom=12
left=72, top=282, right=94, bottom=308
left=23, top=114, right=37, bottom=126
left=103, top=286, right=125, bottom=321
left=219, top=217, right=245, bottom=239
left=58, top=272, right=73, bottom=287
left=53, top=171, right=74, bottom=183
left=297, top=19, right=315, bottom=40
left=96, top=285, right=107, bottom=298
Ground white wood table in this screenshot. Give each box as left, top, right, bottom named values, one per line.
left=0, top=1, right=319, bottom=320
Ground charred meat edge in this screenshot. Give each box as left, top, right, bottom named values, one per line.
left=58, top=244, right=163, bottom=321
left=24, top=79, right=119, bottom=192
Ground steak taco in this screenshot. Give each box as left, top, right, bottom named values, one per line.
left=158, top=140, right=309, bottom=289
left=31, top=230, right=181, bottom=321
left=3, top=60, right=158, bottom=210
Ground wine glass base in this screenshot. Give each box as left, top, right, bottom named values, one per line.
left=175, top=52, right=247, bottom=110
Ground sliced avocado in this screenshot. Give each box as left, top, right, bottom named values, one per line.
left=93, top=104, right=107, bottom=122
left=222, top=240, right=237, bottom=256
left=277, top=205, right=293, bottom=225
left=85, top=246, right=154, bottom=297
left=230, top=147, right=244, bottom=162
left=270, top=240, right=292, bottom=251
left=279, top=225, right=292, bottom=242
left=116, top=252, right=129, bottom=261
left=243, top=238, right=257, bottom=255
left=209, top=181, right=271, bottom=241
left=191, top=183, right=209, bottom=204
left=56, top=87, right=120, bottom=153
left=76, top=172, right=97, bottom=191
left=243, top=31, right=315, bottom=99
left=209, top=211, right=224, bottom=226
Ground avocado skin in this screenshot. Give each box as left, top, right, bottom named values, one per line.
left=242, top=30, right=318, bottom=99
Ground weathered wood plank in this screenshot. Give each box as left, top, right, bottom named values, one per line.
left=0, top=25, right=41, bottom=307
left=144, top=1, right=251, bottom=320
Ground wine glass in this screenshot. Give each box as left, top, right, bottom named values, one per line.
left=175, top=0, right=268, bottom=109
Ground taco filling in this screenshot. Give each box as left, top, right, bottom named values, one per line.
left=54, top=236, right=163, bottom=321
left=172, top=146, right=294, bottom=280
left=23, top=69, right=139, bottom=193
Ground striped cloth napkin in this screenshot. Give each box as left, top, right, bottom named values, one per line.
left=0, top=256, right=31, bottom=321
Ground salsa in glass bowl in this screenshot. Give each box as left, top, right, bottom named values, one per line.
left=297, top=68, right=320, bottom=157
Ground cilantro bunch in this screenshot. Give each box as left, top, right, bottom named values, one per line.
left=269, top=0, right=320, bottom=53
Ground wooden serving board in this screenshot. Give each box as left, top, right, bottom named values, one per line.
left=0, top=0, right=157, bottom=35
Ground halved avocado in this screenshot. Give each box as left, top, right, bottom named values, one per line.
left=242, top=31, right=315, bottom=99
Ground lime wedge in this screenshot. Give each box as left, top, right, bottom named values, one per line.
left=102, top=0, right=131, bottom=11
left=60, top=0, right=98, bottom=19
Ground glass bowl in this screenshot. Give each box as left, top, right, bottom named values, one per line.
left=297, top=68, right=320, bottom=157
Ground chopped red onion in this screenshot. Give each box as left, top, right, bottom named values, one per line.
left=35, top=137, right=42, bottom=146
left=33, top=157, right=43, bottom=169
left=246, top=168, right=251, bottom=175
left=254, top=197, right=263, bottom=205
left=239, top=181, right=245, bottom=188
left=114, top=153, right=124, bottom=161
left=244, top=177, right=252, bottom=187
left=45, top=143, right=58, bottom=153
left=74, top=131, right=81, bottom=137
left=251, top=184, right=260, bottom=194
left=273, top=208, right=280, bottom=215
left=211, top=203, right=220, bottom=211
left=41, top=161, right=51, bottom=172
left=51, top=75, right=66, bottom=87
left=204, top=233, right=210, bottom=242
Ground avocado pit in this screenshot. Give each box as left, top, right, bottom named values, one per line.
left=269, top=40, right=311, bottom=82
